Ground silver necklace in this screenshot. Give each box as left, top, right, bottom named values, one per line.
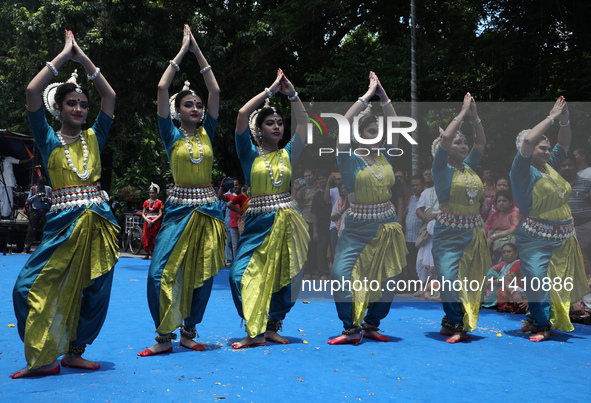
left=539, top=167, right=565, bottom=198
left=360, top=155, right=384, bottom=181
left=180, top=127, right=204, bottom=164
left=56, top=130, right=90, bottom=181
left=258, top=146, right=284, bottom=187
left=453, top=166, right=478, bottom=205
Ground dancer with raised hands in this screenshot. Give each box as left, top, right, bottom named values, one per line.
left=510, top=97, right=589, bottom=342
left=229, top=69, right=309, bottom=349
left=12, top=30, right=118, bottom=378
left=431, top=93, right=490, bottom=344
left=139, top=25, right=224, bottom=356
left=327, top=72, right=407, bottom=345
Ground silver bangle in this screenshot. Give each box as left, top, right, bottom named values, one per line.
left=288, top=92, right=298, bottom=101
left=471, top=117, right=481, bottom=126
left=380, top=99, right=392, bottom=107
left=264, top=87, right=273, bottom=98
left=200, top=65, right=211, bottom=74
left=358, top=97, right=368, bottom=108
left=546, top=116, right=554, bottom=125
left=169, top=60, right=180, bottom=72
left=87, top=67, right=100, bottom=80
left=46, top=61, right=58, bottom=76
left=453, top=116, right=463, bottom=124
left=559, top=120, right=570, bottom=128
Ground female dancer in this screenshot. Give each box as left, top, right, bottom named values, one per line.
left=12, top=31, right=118, bottom=378
left=431, top=93, right=490, bottom=343
left=141, top=183, right=164, bottom=260
left=328, top=72, right=407, bottom=345
left=509, top=97, right=589, bottom=342
left=138, top=25, right=224, bottom=356
left=230, top=69, right=308, bottom=348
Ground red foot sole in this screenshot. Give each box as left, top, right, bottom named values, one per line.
left=327, top=336, right=361, bottom=345
left=137, top=347, right=173, bottom=357
left=11, top=364, right=60, bottom=379
left=180, top=341, right=206, bottom=351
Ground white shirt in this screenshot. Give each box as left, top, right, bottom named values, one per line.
left=0, top=156, right=19, bottom=187
left=417, top=187, right=440, bottom=212
left=578, top=167, right=591, bottom=180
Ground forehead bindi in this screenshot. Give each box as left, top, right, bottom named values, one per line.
left=264, top=117, right=282, bottom=124
left=65, top=93, right=88, bottom=102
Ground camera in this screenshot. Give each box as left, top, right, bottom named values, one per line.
left=223, top=178, right=235, bottom=190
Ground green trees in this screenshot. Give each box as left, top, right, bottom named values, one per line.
left=1, top=0, right=589, bottom=193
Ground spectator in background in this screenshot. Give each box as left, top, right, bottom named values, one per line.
left=295, top=168, right=320, bottom=275
left=415, top=175, right=440, bottom=295
left=312, top=172, right=332, bottom=280
left=423, top=168, right=434, bottom=189
left=573, top=146, right=591, bottom=179
left=395, top=170, right=412, bottom=207
left=22, top=176, right=52, bottom=254
left=0, top=154, right=33, bottom=218
left=141, top=183, right=164, bottom=260
left=225, top=178, right=248, bottom=261
left=330, top=184, right=349, bottom=238
left=484, top=190, right=521, bottom=265
left=560, top=154, right=591, bottom=276
left=481, top=168, right=496, bottom=199
left=324, top=172, right=343, bottom=263
left=218, top=177, right=234, bottom=268
left=403, top=175, right=424, bottom=282
left=480, top=176, right=510, bottom=222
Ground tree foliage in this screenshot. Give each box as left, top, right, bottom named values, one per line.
left=1, top=0, right=589, bottom=195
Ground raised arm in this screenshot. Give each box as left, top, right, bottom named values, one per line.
left=556, top=100, right=571, bottom=152
left=188, top=28, right=220, bottom=118
left=339, top=72, right=378, bottom=151
left=26, top=31, right=74, bottom=111
left=374, top=72, right=400, bottom=148
left=70, top=32, right=116, bottom=117
left=157, top=25, right=190, bottom=117
left=277, top=70, right=307, bottom=142
left=440, top=93, right=472, bottom=151
left=236, top=70, right=282, bottom=135
left=520, top=97, right=567, bottom=158
left=465, top=95, right=485, bottom=155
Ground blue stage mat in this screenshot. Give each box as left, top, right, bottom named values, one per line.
left=1, top=254, right=589, bottom=401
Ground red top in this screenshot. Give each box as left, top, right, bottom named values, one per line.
left=143, top=199, right=163, bottom=220
left=226, top=193, right=247, bottom=228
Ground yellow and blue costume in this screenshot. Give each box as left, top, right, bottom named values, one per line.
left=332, top=149, right=407, bottom=331
left=146, top=113, right=225, bottom=337
left=229, top=131, right=308, bottom=337
left=432, top=146, right=490, bottom=332
left=13, top=107, right=119, bottom=370
left=510, top=145, right=589, bottom=331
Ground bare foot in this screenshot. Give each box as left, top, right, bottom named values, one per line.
left=264, top=330, right=290, bottom=344
left=180, top=336, right=205, bottom=351
left=445, top=332, right=470, bottom=344
left=11, top=360, right=60, bottom=379
left=231, top=335, right=266, bottom=349
left=529, top=330, right=551, bottom=342
left=362, top=329, right=389, bottom=342
left=61, top=355, right=100, bottom=370
left=137, top=341, right=172, bottom=357
left=327, top=333, right=361, bottom=345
